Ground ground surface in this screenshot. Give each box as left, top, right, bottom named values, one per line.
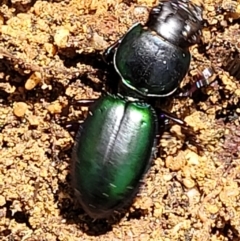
left=0, top=0, right=240, bottom=240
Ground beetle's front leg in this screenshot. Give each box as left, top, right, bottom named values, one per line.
left=178, top=67, right=215, bottom=97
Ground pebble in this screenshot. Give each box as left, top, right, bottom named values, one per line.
left=54, top=27, right=70, bottom=48
left=183, top=178, right=195, bottom=188
left=25, top=72, right=42, bottom=90
left=47, top=102, right=62, bottom=114
left=13, top=102, right=28, bottom=117
left=44, top=43, right=57, bottom=56
left=27, top=115, right=39, bottom=126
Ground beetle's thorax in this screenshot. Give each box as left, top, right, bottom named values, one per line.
left=146, top=0, right=203, bottom=49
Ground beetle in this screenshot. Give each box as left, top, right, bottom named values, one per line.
left=71, top=0, right=207, bottom=219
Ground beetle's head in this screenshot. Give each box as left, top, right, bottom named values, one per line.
left=146, top=0, right=204, bottom=49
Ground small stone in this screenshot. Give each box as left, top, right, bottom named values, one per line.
left=165, top=151, right=186, bottom=171
left=141, top=197, right=153, bottom=210
left=186, top=188, right=200, bottom=205
left=205, top=203, right=219, bottom=214
left=206, top=5, right=215, bottom=12
left=54, top=27, right=70, bottom=48
left=91, top=32, right=108, bottom=50
left=47, top=102, right=62, bottom=114
left=219, top=184, right=239, bottom=204
left=185, top=151, right=199, bottom=165
left=25, top=72, right=42, bottom=90
left=153, top=208, right=163, bottom=218
left=44, top=43, right=57, bottom=56
left=5, top=159, right=13, bottom=167
left=40, top=168, right=48, bottom=178
left=170, top=125, right=185, bottom=139
left=209, top=18, right=218, bottom=25
left=133, top=6, right=148, bottom=17
left=153, top=203, right=163, bottom=218
left=183, top=178, right=195, bottom=188
left=237, top=4, right=240, bottom=14
left=202, top=29, right=211, bottom=42
left=163, top=174, right=173, bottom=181
left=27, top=115, right=39, bottom=126
left=13, top=102, right=28, bottom=117
left=235, top=89, right=240, bottom=97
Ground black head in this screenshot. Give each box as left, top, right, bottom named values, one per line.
left=146, top=0, right=204, bottom=49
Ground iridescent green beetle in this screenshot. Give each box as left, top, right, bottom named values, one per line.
left=71, top=0, right=205, bottom=219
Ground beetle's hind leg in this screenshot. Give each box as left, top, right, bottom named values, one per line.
left=159, top=110, right=186, bottom=126
left=178, top=67, right=215, bottom=97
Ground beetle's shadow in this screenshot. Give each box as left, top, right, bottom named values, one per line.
left=56, top=175, right=119, bottom=236
left=0, top=50, right=113, bottom=105
left=56, top=168, right=147, bottom=236
left=58, top=48, right=120, bottom=94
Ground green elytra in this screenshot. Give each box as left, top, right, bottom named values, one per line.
left=72, top=94, right=158, bottom=218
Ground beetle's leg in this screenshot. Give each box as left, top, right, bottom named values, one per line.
left=71, top=99, right=96, bottom=106
left=159, top=111, right=186, bottom=125
left=223, top=55, right=240, bottom=80
left=158, top=110, right=187, bottom=128
left=158, top=110, right=202, bottom=151
left=156, top=110, right=189, bottom=137
left=62, top=99, right=97, bottom=133
left=102, top=37, right=123, bottom=64
left=178, top=67, right=215, bottom=97
left=161, top=111, right=197, bottom=139
left=158, top=110, right=196, bottom=138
